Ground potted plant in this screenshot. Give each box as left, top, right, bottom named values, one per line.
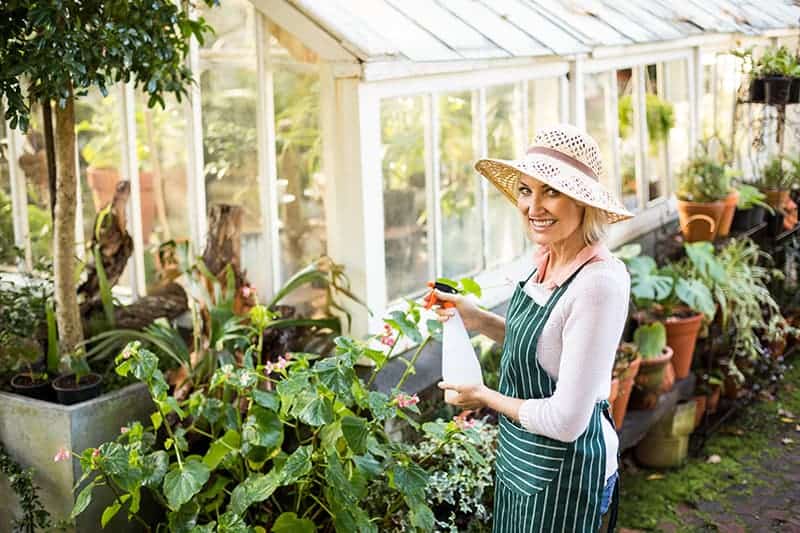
left=5, top=335, right=51, bottom=401
left=757, top=155, right=797, bottom=211
left=623, top=246, right=716, bottom=381
left=611, top=342, right=641, bottom=428
left=752, top=46, right=797, bottom=105
left=731, top=184, right=773, bottom=231
left=698, top=372, right=724, bottom=414
left=630, top=322, right=674, bottom=409
left=675, top=140, right=734, bottom=242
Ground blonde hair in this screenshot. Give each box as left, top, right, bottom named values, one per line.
left=582, top=206, right=608, bottom=245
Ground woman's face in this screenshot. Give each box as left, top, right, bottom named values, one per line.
left=516, top=174, right=585, bottom=247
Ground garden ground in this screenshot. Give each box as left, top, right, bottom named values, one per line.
left=618, top=354, right=800, bottom=532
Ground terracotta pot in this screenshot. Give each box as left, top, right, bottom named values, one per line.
left=763, top=189, right=789, bottom=211
left=707, top=385, right=721, bottom=414
left=693, top=394, right=707, bottom=429
left=716, top=190, right=739, bottom=238
left=665, top=313, right=704, bottom=379
left=676, top=199, right=725, bottom=242
left=660, top=360, right=675, bottom=393
left=723, top=375, right=741, bottom=400
left=630, top=346, right=674, bottom=410
left=86, top=166, right=156, bottom=242
left=612, top=356, right=641, bottom=429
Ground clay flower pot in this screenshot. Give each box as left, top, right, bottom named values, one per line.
left=612, top=355, right=641, bottom=429
left=665, top=313, right=704, bottom=379
left=677, top=199, right=725, bottom=242
left=693, top=394, right=707, bottom=429
left=763, top=189, right=789, bottom=211
left=716, top=189, right=740, bottom=238
left=707, top=385, right=722, bottom=413
left=630, top=346, right=674, bottom=410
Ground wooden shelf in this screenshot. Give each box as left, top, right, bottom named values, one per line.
left=618, top=374, right=696, bottom=451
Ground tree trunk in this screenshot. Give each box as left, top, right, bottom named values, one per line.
left=53, top=87, right=84, bottom=355
left=202, top=204, right=243, bottom=276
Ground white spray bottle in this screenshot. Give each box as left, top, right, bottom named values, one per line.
left=426, top=283, right=484, bottom=403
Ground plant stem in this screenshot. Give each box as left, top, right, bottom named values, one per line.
left=102, top=473, right=151, bottom=532
left=394, top=335, right=432, bottom=391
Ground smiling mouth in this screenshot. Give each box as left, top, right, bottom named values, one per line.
left=529, top=219, right=556, bottom=229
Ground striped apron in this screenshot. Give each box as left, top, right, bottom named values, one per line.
left=493, top=265, right=614, bottom=533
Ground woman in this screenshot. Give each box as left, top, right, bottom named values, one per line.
left=435, top=124, right=633, bottom=533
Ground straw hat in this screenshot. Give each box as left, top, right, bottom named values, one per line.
left=475, top=124, right=634, bottom=223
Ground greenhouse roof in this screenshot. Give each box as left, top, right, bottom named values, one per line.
left=284, top=0, right=800, bottom=63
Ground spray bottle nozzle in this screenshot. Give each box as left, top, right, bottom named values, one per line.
left=423, top=281, right=458, bottom=309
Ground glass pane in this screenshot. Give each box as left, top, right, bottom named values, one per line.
left=486, top=84, right=524, bottom=268
left=200, top=0, right=263, bottom=286
left=0, top=105, right=14, bottom=265
left=75, top=89, right=132, bottom=289
left=16, top=105, right=52, bottom=265
left=528, top=77, right=561, bottom=139
left=701, top=64, right=715, bottom=139
left=271, top=32, right=326, bottom=298
left=715, top=54, right=741, bottom=148
left=135, top=94, right=189, bottom=292
left=617, top=68, right=639, bottom=211
left=644, top=64, right=668, bottom=203
left=584, top=72, right=617, bottom=194
left=439, top=91, right=482, bottom=278
left=665, top=59, right=691, bottom=193
left=381, top=96, right=427, bottom=302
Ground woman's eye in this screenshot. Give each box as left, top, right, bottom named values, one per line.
left=518, top=186, right=531, bottom=195
left=546, top=188, right=559, bottom=197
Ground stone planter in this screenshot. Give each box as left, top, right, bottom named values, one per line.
left=0, top=383, right=155, bottom=532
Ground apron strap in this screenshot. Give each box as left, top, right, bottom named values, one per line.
left=606, top=475, right=620, bottom=532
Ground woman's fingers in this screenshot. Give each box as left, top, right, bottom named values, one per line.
left=433, top=289, right=459, bottom=302
left=437, top=381, right=462, bottom=392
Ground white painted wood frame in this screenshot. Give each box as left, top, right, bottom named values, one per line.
left=6, top=123, right=31, bottom=270
left=120, top=83, right=146, bottom=298
left=185, top=34, right=208, bottom=255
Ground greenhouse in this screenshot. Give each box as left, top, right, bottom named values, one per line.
left=2, top=0, right=800, bottom=531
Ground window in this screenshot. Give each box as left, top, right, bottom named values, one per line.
left=665, top=59, right=691, bottom=188
left=485, top=84, right=525, bottom=268
left=644, top=64, right=668, bottom=203
left=584, top=72, right=617, bottom=194
left=381, top=96, right=428, bottom=302
left=701, top=64, right=715, bottom=138
left=616, top=67, right=639, bottom=211
left=0, top=106, right=13, bottom=265
left=439, top=91, right=482, bottom=279
left=528, top=78, right=561, bottom=140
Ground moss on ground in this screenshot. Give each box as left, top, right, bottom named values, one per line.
left=617, top=356, right=800, bottom=531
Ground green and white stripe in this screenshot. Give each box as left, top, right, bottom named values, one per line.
left=493, top=267, right=608, bottom=533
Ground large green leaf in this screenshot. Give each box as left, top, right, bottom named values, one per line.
left=387, top=311, right=423, bottom=343
left=163, top=460, right=211, bottom=510
left=390, top=463, right=428, bottom=500
left=407, top=496, right=435, bottom=531
left=685, top=242, right=726, bottom=283
left=218, top=511, right=253, bottom=533
left=242, top=406, right=283, bottom=451
left=229, top=468, right=282, bottom=515
left=252, top=389, right=279, bottom=412
left=675, top=278, right=716, bottom=318
left=341, top=416, right=369, bottom=455
left=71, top=482, right=94, bottom=518
left=297, top=394, right=334, bottom=427
left=203, top=430, right=241, bottom=470
left=633, top=322, right=667, bottom=359
left=282, top=446, right=313, bottom=485
left=272, top=512, right=316, bottom=533
left=143, top=451, right=169, bottom=488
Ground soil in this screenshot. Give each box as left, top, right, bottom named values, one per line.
left=52, top=373, right=101, bottom=390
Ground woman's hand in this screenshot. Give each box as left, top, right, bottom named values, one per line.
left=432, top=290, right=483, bottom=332
left=438, top=382, right=491, bottom=410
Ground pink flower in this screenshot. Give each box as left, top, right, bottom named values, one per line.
left=241, top=285, right=256, bottom=298
left=53, top=448, right=70, bottom=463
left=120, top=426, right=129, bottom=434
left=396, top=393, right=419, bottom=408
left=455, top=416, right=477, bottom=430
left=379, top=334, right=395, bottom=347
left=92, top=448, right=101, bottom=458
left=264, top=361, right=275, bottom=375
left=283, top=352, right=292, bottom=361
left=277, top=357, right=289, bottom=370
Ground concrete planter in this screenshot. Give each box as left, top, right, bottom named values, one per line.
left=0, top=383, right=155, bottom=532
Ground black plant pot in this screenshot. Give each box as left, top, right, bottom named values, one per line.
left=52, top=373, right=103, bottom=405
left=749, top=79, right=765, bottom=103
left=765, top=77, right=792, bottom=105
left=765, top=210, right=785, bottom=237
left=789, top=78, right=800, bottom=104
left=730, top=205, right=766, bottom=232
left=10, top=374, right=54, bottom=402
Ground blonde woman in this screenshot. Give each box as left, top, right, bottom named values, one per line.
left=436, top=125, right=633, bottom=532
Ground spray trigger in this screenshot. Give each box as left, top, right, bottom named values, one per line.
left=424, top=281, right=458, bottom=309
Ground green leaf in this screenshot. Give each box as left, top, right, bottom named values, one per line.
left=218, top=511, right=253, bottom=533
left=685, top=242, right=726, bottom=283
left=282, top=446, right=312, bottom=485
left=353, top=454, right=382, bottom=479
left=388, top=311, right=423, bottom=344
left=272, top=512, right=316, bottom=533
left=675, top=278, right=716, bottom=318
left=242, top=406, right=283, bottom=451
left=341, top=416, right=369, bottom=455
left=459, top=277, right=482, bottom=298
left=366, top=391, right=395, bottom=421
left=101, top=501, right=122, bottom=527
left=426, top=319, right=443, bottom=343
left=633, top=322, right=667, bottom=359
left=163, top=460, right=211, bottom=510
left=71, top=482, right=94, bottom=518
left=203, top=430, right=241, bottom=469
left=390, top=463, right=428, bottom=500
left=229, top=468, right=282, bottom=515
left=421, top=421, right=447, bottom=439
left=297, top=394, right=334, bottom=427
left=407, top=496, right=435, bottom=531
left=252, top=389, right=279, bottom=411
